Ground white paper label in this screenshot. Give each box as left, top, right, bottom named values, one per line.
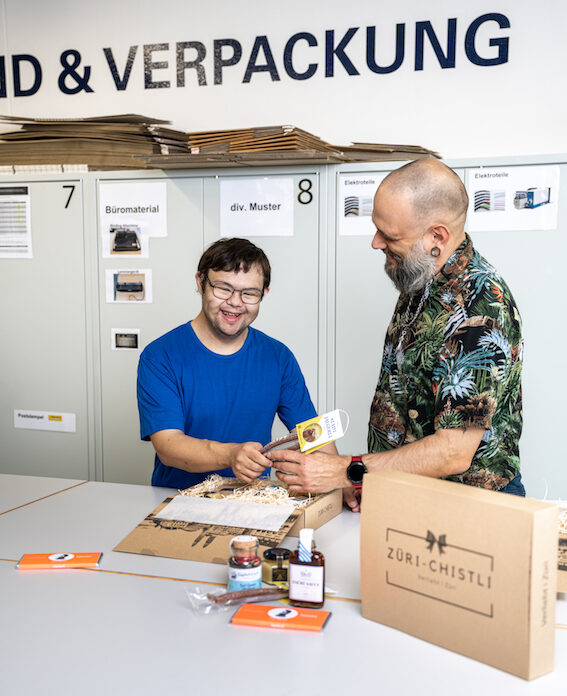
left=14, top=410, right=76, bottom=433
left=465, top=165, right=560, bottom=232
left=228, top=565, right=262, bottom=591
left=0, top=185, right=32, bottom=258
left=338, top=174, right=387, bottom=236
left=155, top=495, right=295, bottom=532
left=220, top=177, right=294, bottom=237
left=289, top=563, right=324, bottom=603
left=99, top=181, right=168, bottom=244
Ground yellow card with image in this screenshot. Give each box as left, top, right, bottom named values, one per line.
left=296, top=409, right=347, bottom=453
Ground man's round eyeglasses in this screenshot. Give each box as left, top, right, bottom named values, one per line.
left=206, top=277, right=263, bottom=305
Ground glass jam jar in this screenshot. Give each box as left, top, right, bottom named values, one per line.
left=227, top=535, right=262, bottom=591
left=262, top=547, right=290, bottom=584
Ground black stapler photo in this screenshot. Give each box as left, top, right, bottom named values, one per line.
left=112, top=227, right=141, bottom=253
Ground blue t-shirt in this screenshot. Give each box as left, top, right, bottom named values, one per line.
left=137, top=322, right=316, bottom=488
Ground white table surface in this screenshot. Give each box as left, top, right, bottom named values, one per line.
left=0, top=473, right=85, bottom=514
left=0, top=560, right=565, bottom=696
left=0, top=475, right=565, bottom=695
left=0, top=479, right=362, bottom=598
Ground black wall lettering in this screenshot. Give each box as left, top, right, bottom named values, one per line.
left=283, top=32, right=318, bottom=80
left=0, top=57, right=6, bottom=98
left=214, top=39, right=242, bottom=85
left=415, top=19, right=457, bottom=70
left=13, top=54, right=42, bottom=96
left=243, top=35, right=280, bottom=82
left=366, top=25, right=405, bottom=74
left=144, top=43, right=170, bottom=89
left=103, top=46, right=138, bottom=91
left=465, top=13, right=510, bottom=67
left=176, top=41, right=207, bottom=87
left=0, top=14, right=513, bottom=99
left=325, top=28, right=360, bottom=77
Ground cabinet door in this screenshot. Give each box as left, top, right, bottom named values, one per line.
left=0, top=179, right=89, bottom=478
left=204, top=172, right=322, bottom=437
left=464, top=164, right=567, bottom=498
left=97, top=176, right=204, bottom=484
left=334, top=169, right=397, bottom=455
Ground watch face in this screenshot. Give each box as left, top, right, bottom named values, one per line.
left=347, top=460, right=366, bottom=485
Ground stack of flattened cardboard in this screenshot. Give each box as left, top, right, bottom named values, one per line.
left=186, top=125, right=335, bottom=153
left=143, top=124, right=440, bottom=169
left=0, top=114, right=189, bottom=171
left=0, top=116, right=440, bottom=170
left=340, top=141, right=443, bottom=162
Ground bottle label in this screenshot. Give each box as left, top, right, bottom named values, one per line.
left=228, top=565, right=262, bottom=592
left=289, top=564, right=324, bottom=603
left=272, top=567, right=288, bottom=582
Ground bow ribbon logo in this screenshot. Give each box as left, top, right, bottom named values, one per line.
left=426, top=530, right=447, bottom=555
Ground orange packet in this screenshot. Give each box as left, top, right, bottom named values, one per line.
left=17, top=552, right=102, bottom=570
left=230, top=603, right=331, bottom=631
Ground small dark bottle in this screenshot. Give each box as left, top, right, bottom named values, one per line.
left=288, top=528, right=325, bottom=609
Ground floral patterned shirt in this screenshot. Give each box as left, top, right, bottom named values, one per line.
left=368, top=234, right=523, bottom=490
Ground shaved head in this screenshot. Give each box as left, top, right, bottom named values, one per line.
left=371, top=160, right=470, bottom=291
left=380, top=159, right=469, bottom=229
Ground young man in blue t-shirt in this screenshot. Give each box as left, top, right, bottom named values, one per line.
left=137, top=237, right=320, bottom=490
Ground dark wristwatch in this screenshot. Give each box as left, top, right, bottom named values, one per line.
left=346, top=455, right=367, bottom=489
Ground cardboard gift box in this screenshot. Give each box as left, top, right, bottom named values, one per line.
left=114, top=486, right=342, bottom=565
left=287, top=488, right=342, bottom=536
left=360, top=471, right=558, bottom=680
left=559, top=533, right=567, bottom=593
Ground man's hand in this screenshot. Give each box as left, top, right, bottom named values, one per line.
left=230, top=442, right=271, bottom=483
left=267, top=449, right=350, bottom=494
left=343, top=486, right=361, bottom=513
left=150, top=430, right=270, bottom=481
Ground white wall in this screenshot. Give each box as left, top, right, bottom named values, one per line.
left=0, top=0, right=565, bottom=158
left=0, top=3, right=564, bottom=495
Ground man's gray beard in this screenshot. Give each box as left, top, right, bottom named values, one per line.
left=385, top=240, right=437, bottom=296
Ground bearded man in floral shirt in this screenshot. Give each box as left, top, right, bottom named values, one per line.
left=268, top=159, right=523, bottom=511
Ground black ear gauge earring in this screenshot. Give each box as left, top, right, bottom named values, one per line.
left=431, top=247, right=441, bottom=257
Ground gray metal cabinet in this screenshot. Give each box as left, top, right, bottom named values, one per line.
left=332, top=159, right=567, bottom=499
left=203, top=171, right=324, bottom=434
left=0, top=178, right=90, bottom=478
left=464, top=163, right=567, bottom=500
left=96, top=170, right=327, bottom=484
left=96, top=175, right=204, bottom=484
left=1, top=158, right=565, bottom=498
left=333, top=166, right=398, bottom=456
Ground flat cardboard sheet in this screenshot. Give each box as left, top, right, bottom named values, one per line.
left=360, top=471, right=558, bottom=680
